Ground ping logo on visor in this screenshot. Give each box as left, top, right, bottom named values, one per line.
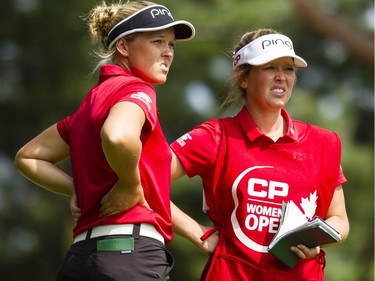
left=149, top=7, right=173, bottom=19
left=106, top=4, right=195, bottom=48
left=232, top=34, right=307, bottom=69
left=261, top=37, right=293, bottom=50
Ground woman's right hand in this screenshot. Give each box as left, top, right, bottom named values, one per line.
left=290, top=244, right=321, bottom=260
left=197, top=225, right=220, bottom=255
left=70, top=191, right=81, bottom=221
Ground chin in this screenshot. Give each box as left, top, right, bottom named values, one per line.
left=149, top=76, right=168, bottom=85
left=135, top=71, right=167, bottom=85
left=152, top=80, right=167, bottom=85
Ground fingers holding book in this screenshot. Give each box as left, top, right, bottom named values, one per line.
left=290, top=245, right=320, bottom=260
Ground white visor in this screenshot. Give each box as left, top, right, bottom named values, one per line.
left=233, top=34, right=307, bottom=69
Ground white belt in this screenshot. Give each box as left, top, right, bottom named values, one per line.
left=74, top=223, right=164, bottom=245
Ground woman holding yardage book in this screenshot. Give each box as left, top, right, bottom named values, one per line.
left=169, top=28, right=350, bottom=280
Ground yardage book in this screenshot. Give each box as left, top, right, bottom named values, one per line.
left=268, top=201, right=342, bottom=268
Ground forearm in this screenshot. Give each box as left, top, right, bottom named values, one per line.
left=171, top=201, right=205, bottom=244
left=101, top=102, right=145, bottom=189
left=171, top=201, right=218, bottom=255
left=101, top=132, right=142, bottom=188
left=15, top=157, right=74, bottom=196
left=14, top=124, right=73, bottom=197
left=325, top=215, right=350, bottom=242
left=324, top=185, right=350, bottom=243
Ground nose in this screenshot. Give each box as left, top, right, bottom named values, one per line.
left=275, top=69, right=287, bottom=81
left=163, top=45, right=174, bottom=58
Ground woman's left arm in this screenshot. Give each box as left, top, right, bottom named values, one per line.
left=291, top=185, right=350, bottom=259
left=323, top=185, right=350, bottom=242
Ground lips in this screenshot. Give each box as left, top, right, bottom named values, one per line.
left=271, top=87, right=287, bottom=96
left=161, top=61, right=170, bottom=72
left=272, top=87, right=285, bottom=93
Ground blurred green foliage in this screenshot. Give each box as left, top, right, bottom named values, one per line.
left=0, top=0, right=373, bottom=280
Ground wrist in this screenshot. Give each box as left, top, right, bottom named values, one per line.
left=200, top=226, right=221, bottom=241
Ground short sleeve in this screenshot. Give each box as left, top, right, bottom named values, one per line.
left=336, top=165, right=347, bottom=186
left=56, top=116, right=71, bottom=144
left=114, top=82, right=157, bottom=133
left=170, top=119, right=222, bottom=178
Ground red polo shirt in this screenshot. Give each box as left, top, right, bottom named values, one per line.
left=57, top=64, right=172, bottom=243
left=171, top=106, right=346, bottom=279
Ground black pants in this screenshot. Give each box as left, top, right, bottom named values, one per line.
left=55, top=225, right=174, bottom=281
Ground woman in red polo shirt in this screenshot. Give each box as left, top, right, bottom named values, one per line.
left=14, top=1, right=195, bottom=280
left=170, top=28, right=350, bottom=281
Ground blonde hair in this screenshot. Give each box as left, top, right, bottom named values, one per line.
left=86, top=1, right=155, bottom=71
left=221, top=28, right=279, bottom=109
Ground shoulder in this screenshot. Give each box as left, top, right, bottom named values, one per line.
left=116, top=76, right=155, bottom=94
left=192, top=118, right=227, bottom=142
left=172, top=118, right=223, bottom=150
left=309, top=123, right=340, bottom=139
left=294, top=120, right=341, bottom=144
